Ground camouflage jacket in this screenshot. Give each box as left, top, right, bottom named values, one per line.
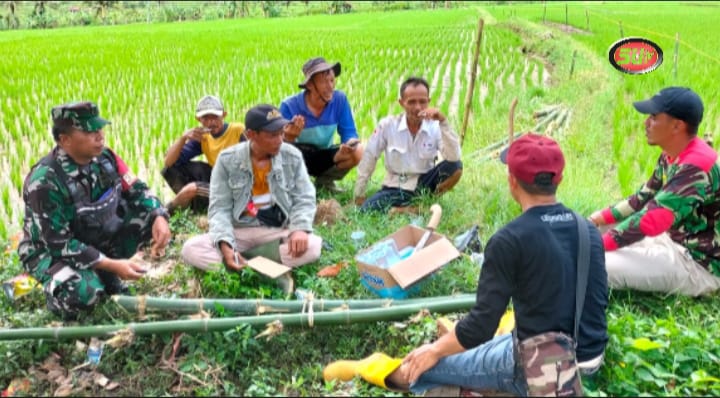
left=601, top=138, right=720, bottom=275
left=18, top=147, right=164, bottom=274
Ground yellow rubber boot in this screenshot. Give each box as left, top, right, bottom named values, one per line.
left=323, top=359, right=362, bottom=382
left=323, top=353, right=402, bottom=390
left=356, top=353, right=402, bottom=390
left=495, top=309, right=515, bottom=336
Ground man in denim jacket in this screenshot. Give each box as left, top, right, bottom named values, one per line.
left=181, top=104, right=322, bottom=282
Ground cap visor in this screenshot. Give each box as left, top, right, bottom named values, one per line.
left=196, top=109, right=224, bottom=118
left=86, top=116, right=110, bottom=132
left=499, top=146, right=509, bottom=164
left=633, top=99, right=661, bottom=115
left=263, top=118, right=290, bottom=132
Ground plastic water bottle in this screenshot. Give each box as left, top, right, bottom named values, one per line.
left=470, top=252, right=485, bottom=266
left=87, top=338, right=104, bottom=365
left=295, top=288, right=310, bottom=301
left=351, top=230, right=366, bottom=251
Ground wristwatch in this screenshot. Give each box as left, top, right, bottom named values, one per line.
left=150, top=207, right=171, bottom=222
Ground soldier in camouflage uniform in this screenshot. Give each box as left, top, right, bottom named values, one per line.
left=590, top=87, right=720, bottom=296
left=17, top=101, right=172, bottom=320
left=323, top=134, right=609, bottom=396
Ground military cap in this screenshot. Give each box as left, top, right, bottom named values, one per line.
left=51, top=101, right=110, bottom=132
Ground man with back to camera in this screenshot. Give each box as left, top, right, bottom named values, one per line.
left=323, top=134, right=608, bottom=396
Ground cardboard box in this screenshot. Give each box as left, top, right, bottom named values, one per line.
left=247, top=256, right=291, bottom=279
left=355, top=225, right=460, bottom=299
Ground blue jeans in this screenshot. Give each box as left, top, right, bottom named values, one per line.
left=361, top=160, right=462, bottom=212
left=409, top=333, right=527, bottom=396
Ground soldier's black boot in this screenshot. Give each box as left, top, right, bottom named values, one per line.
left=97, top=270, right=131, bottom=296
left=46, top=294, right=80, bottom=322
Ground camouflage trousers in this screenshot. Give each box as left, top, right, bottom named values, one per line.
left=37, top=209, right=154, bottom=319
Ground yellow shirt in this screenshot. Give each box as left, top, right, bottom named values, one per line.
left=251, top=161, right=272, bottom=210
left=241, top=160, right=272, bottom=218
left=201, top=122, right=245, bottom=167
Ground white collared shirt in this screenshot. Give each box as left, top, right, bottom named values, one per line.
left=354, top=113, right=461, bottom=197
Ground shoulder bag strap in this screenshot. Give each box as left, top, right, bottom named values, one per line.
left=40, top=153, right=84, bottom=205
left=573, top=211, right=590, bottom=344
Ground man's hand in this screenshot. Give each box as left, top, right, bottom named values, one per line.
left=338, top=138, right=360, bottom=155
left=418, top=107, right=446, bottom=123
left=183, top=126, right=210, bottom=142
left=354, top=196, right=365, bottom=207
left=284, top=115, right=305, bottom=142
left=220, top=242, right=246, bottom=272
left=334, top=138, right=362, bottom=169
left=588, top=210, right=606, bottom=227
left=288, top=230, right=309, bottom=258
left=402, top=343, right=442, bottom=385
left=97, top=257, right=147, bottom=281
left=151, top=215, right=171, bottom=258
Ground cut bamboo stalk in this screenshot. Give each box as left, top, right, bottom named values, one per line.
left=533, top=104, right=561, bottom=119
left=112, top=294, right=476, bottom=315
left=0, top=296, right=478, bottom=341
left=533, top=107, right=562, bottom=132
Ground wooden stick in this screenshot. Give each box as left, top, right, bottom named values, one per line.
left=508, top=98, right=518, bottom=145
left=586, top=9, right=590, bottom=32
left=460, top=18, right=485, bottom=147
left=673, top=32, right=680, bottom=81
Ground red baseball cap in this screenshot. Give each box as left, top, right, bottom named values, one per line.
left=500, top=133, right=565, bottom=185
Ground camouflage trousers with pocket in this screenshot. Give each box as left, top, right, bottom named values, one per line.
left=41, top=265, right=109, bottom=318
left=514, top=331, right=583, bottom=397
left=36, top=209, right=154, bottom=319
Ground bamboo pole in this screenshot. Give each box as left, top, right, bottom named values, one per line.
left=673, top=32, right=680, bottom=81
left=565, top=3, right=568, bottom=26
left=543, top=2, right=547, bottom=23
left=113, top=293, right=476, bottom=315
left=569, top=50, right=578, bottom=78
left=460, top=17, right=485, bottom=148
left=585, top=9, right=589, bottom=32
left=508, top=98, right=518, bottom=144
left=0, top=296, right=477, bottom=341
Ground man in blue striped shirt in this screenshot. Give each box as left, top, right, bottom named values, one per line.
left=280, top=57, right=363, bottom=193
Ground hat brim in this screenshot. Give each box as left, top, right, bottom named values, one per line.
left=633, top=98, right=662, bottom=115
left=85, top=116, right=111, bottom=132
left=499, top=146, right=509, bottom=164
left=299, top=62, right=341, bottom=88
left=262, top=117, right=291, bottom=133
left=196, top=109, right=224, bottom=118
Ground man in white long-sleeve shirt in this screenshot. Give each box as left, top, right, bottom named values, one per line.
left=354, top=77, right=462, bottom=213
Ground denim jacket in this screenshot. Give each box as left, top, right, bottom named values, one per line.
left=209, top=141, right=317, bottom=251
